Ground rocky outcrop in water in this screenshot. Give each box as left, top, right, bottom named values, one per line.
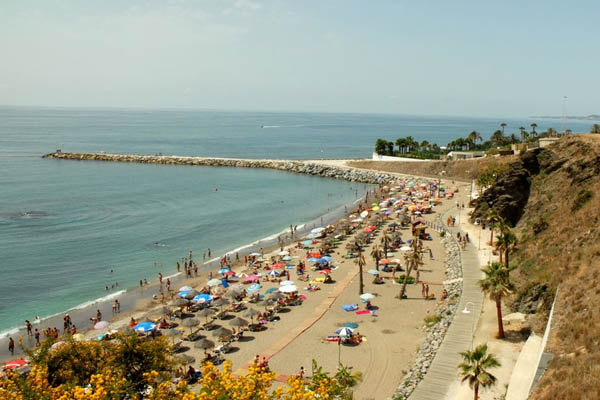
left=43, top=152, right=398, bottom=185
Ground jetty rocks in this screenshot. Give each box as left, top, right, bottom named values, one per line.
left=43, top=152, right=398, bottom=185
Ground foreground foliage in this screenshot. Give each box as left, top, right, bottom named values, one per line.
left=0, top=334, right=358, bottom=399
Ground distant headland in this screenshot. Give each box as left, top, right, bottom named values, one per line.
left=530, top=114, right=600, bottom=121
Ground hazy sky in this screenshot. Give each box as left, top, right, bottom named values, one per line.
left=1, top=0, right=599, bottom=117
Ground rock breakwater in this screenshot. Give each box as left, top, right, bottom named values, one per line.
left=43, top=152, right=397, bottom=185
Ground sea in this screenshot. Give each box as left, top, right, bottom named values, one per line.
left=0, top=106, right=593, bottom=339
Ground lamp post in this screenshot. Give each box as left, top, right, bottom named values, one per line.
left=461, top=302, right=476, bottom=349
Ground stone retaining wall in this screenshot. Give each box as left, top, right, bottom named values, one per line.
left=43, top=152, right=397, bottom=185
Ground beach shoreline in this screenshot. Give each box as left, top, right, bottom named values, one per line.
left=0, top=182, right=374, bottom=362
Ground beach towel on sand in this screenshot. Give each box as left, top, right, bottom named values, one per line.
left=342, top=304, right=359, bottom=312
left=355, top=310, right=375, bottom=315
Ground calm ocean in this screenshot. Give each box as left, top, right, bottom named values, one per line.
left=0, top=106, right=591, bottom=336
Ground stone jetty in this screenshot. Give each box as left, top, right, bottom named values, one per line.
left=43, top=152, right=398, bottom=185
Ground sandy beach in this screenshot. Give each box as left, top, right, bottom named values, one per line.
left=3, top=174, right=465, bottom=399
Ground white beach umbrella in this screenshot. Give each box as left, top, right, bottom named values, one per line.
left=280, top=280, right=295, bottom=286
left=278, top=285, right=298, bottom=293
left=360, top=293, right=375, bottom=301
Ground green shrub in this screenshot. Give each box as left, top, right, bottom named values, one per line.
left=424, top=314, right=442, bottom=327
left=395, top=275, right=415, bottom=284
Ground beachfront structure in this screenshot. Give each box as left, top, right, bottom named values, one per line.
left=445, top=151, right=486, bottom=160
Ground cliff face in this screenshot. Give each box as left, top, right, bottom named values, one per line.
left=473, top=135, right=600, bottom=400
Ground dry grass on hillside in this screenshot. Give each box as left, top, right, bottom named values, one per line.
left=512, top=134, right=600, bottom=399
left=347, top=155, right=515, bottom=182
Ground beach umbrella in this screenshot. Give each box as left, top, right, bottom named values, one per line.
left=279, top=285, right=298, bottom=293
left=213, top=297, right=230, bottom=308
left=269, top=292, right=285, bottom=300
left=246, top=283, right=262, bottom=294
left=343, top=322, right=359, bottom=329
left=229, top=317, right=249, bottom=327
left=179, top=286, right=192, bottom=292
left=134, top=322, right=156, bottom=333
left=212, top=327, right=232, bottom=339
left=94, top=321, right=110, bottom=330
left=372, top=206, right=381, bottom=211
left=280, top=280, right=294, bottom=286
left=307, top=257, right=318, bottom=263
left=194, top=339, right=215, bottom=350
left=2, top=359, right=28, bottom=370
left=163, top=328, right=183, bottom=344
left=379, top=259, right=391, bottom=265
left=243, top=308, right=260, bottom=319
left=156, top=306, right=173, bottom=316
left=193, top=293, right=213, bottom=304
left=268, top=270, right=280, bottom=277
left=207, top=279, right=222, bottom=287
left=360, top=293, right=375, bottom=301
left=256, top=299, right=274, bottom=309
left=335, top=327, right=354, bottom=337
left=301, top=240, right=314, bottom=246
left=368, top=269, right=380, bottom=275
left=316, top=258, right=329, bottom=264
left=272, top=263, right=285, bottom=269
left=311, top=227, right=325, bottom=234
left=183, top=290, right=199, bottom=300
left=224, top=271, right=236, bottom=277
left=176, top=354, right=195, bottom=365
left=218, top=268, right=230, bottom=275
left=172, top=298, right=189, bottom=307
left=360, top=211, right=369, bottom=218
left=249, top=252, right=262, bottom=257
left=72, top=333, right=85, bottom=342
left=319, top=269, right=332, bottom=274
left=177, top=290, right=191, bottom=299
left=197, top=308, right=215, bottom=323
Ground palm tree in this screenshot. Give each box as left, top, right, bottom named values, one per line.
left=479, top=262, right=514, bottom=339
left=395, top=138, right=406, bottom=154
left=565, top=129, right=572, bottom=135
left=591, top=124, right=600, bottom=134
left=530, top=123, right=538, bottom=137
left=467, top=131, right=482, bottom=145
left=500, top=122, right=507, bottom=134
left=370, top=244, right=382, bottom=271
left=420, top=140, right=430, bottom=151
left=399, top=239, right=422, bottom=300
left=458, top=344, right=501, bottom=400
left=495, top=230, right=517, bottom=270
left=355, top=248, right=366, bottom=295
left=380, top=232, right=392, bottom=259
left=486, top=209, right=502, bottom=245
left=490, top=130, right=505, bottom=147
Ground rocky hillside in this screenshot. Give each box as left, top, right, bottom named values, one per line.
left=473, top=135, right=600, bottom=399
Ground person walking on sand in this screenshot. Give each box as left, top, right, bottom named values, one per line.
left=425, top=284, right=429, bottom=298
left=8, top=337, right=15, bottom=355
left=34, top=329, right=40, bottom=346
left=421, top=283, right=426, bottom=298
left=25, top=320, right=32, bottom=336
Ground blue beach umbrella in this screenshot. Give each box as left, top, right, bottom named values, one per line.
left=268, top=270, right=279, bottom=276
left=193, top=294, right=213, bottom=303
left=134, top=322, right=156, bottom=333
left=317, top=258, right=329, bottom=264
left=246, top=283, right=261, bottom=294
left=321, top=256, right=332, bottom=261
left=302, top=240, right=313, bottom=246
left=218, top=268, right=229, bottom=275
left=335, top=327, right=354, bottom=336
left=177, top=290, right=190, bottom=298
left=307, top=257, right=318, bottom=263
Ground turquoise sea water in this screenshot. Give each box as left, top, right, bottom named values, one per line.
left=0, top=106, right=592, bottom=336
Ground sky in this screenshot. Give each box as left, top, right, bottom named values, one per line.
left=1, top=0, right=599, bottom=117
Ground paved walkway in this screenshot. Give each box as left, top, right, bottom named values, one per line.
left=409, top=226, right=484, bottom=400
